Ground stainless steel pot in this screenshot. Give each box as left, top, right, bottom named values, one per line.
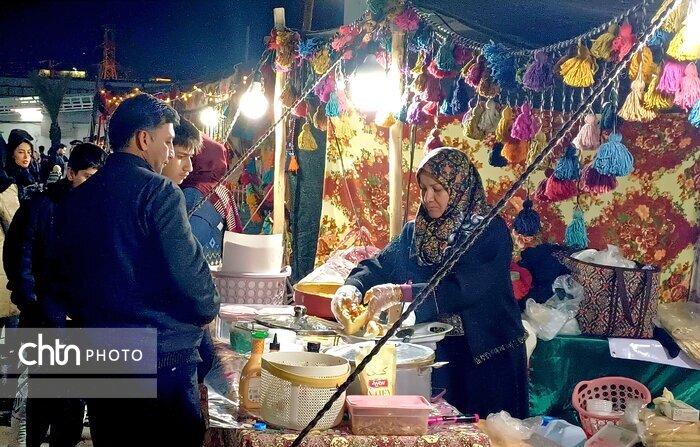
left=325, top=342, right=447, bottom=399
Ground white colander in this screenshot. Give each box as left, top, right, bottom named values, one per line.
left=260, top=352, right=350, bottom=430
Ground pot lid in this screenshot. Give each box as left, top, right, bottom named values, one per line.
left=326, top=341, right=435, bottom=368
left=255, top=305, right=342, bottom=336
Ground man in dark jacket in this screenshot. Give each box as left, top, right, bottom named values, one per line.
left=56, top=93, right=219, bottom=447
left=3, top=143, right=107, bottom=447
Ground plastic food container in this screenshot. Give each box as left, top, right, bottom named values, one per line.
left=346, top=395, right=432, bottom=435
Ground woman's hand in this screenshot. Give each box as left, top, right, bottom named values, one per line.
left=364, top=284, right=404, bottom=320
left=331, top=285, right=368, bottom=335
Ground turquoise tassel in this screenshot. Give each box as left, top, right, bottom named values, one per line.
left=413, top=23, right=431, bottom=51
left=435, top=42, right=456, bottom=71
left=261, top=215, right=273, bottom=235
left=689, top=99, right=700, bottom=128
left=262, top=168, right=273, bottom=184
left=325, top=92, right=340, bottom=117
left=592, top=133, right=634, bottom=177
left=565, top=209, right=589, bottom=250
left=554, top=145, right=581, bottom=180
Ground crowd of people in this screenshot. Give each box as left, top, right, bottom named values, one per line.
left=0, top=93, right=243, bottom=447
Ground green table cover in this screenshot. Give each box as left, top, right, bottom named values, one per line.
left=529, top=335, right=700, bottom=423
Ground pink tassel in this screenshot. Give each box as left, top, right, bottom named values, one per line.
left=427, top=60, right=457, bottom=79
left=291, top=100, right=308, bottom=118
left=674, top=63, right=700, bottom=111
left=393, top=8, right=419, bottom=30
left=454, top=46, right=472, bottom=65
left=581, top=164, right=617, bottom=194
left=510, top=104, right=540, bottom=141
left=424, top=127, right=443, bottom=153
left=421, top=74, right=443, bottom=102
left=465, top=57, right=485, bottom=87
left=573, top=113, right=601, bottom=150
left=658, top=59, right=684, bottom=94
left=422, top=101, right=439, bottom=117
left=545, top=176, right=577, bottom=202
left=611, top=23, right=636, bottom=62
left=314, top=73, right=335, bottom=103
left=534, top=169, right=554, bottom=203
left=407, top=101, right=428, bottom=125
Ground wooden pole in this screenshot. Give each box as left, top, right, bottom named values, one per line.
left=388, top=29, right=406, bottom=239
left=272, top=8, right=287, bottom=235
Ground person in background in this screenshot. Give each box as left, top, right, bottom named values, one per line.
left=46, top=165, right=63, bottom=185
left=56, top=93, right=219, bottom=447
left=337, top=147, right=528, bottom=418
left=3, top=143, right=107, bottom=447
left=5, top=129, right=42, bottom=202
left=181, top=135, right=242, bottom=261
left=29, top=145, right=42, bottom=180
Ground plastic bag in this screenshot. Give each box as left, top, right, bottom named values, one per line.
left=485, top=411, right=540, bottom=442
left=546, top=275, right=584, bottom=336
left=524, top=299, right=568, bottom=341
left=572, top=245, right=636, bottom=269
left=638, top=408, right=700, bottom=446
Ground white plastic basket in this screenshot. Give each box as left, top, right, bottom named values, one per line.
left=212, top=266, right=291, bottom=305
left=260, top=352, right=350, bottom=430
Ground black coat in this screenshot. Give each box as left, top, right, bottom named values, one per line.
left=56, top=152, right=219, bottom=366
left=3, top=179, right=72, bottom=326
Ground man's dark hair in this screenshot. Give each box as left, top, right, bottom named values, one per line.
left=68, top=143, right=107, bottom=172
left=173, top=118, right=202, bottom=154
left=107, top=93, right=179, bottom=152
left=57, top=143, right=67, bottom=150
left=38, top=145, right=45, bottom=154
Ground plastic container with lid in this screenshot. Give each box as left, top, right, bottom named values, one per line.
left=346, top=395, right=432, bottom=435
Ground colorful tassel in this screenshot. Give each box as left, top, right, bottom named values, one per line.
left=523, top=51, right=555, bottom=92
left=427, top=60, right=457, bottom=79
left=483, top=41, right=516, bottom=88
left=424, top=127, right=443, bottom=153
left=544, top=176, right=577, bottom=201
left=644, top=68, right=674, bottom=111
left=291, top=100, right=309, bottom=118
left=421, top=74, right=443, bottom=102
left=376, top=111, right=396, bottom=128
left=611, top=23, right=636, bottom=62
left=311, top=48, right=331, bottom=75
left=439, top=97, right=453, bottom=116
left=647, top=29, right=673, bottom=48
left=280, top=84, right=296, bottom=108
left=565, top=209, right=589, bottom=250
left=489, top=142, right=509, bottom=167
left=554, top=145, right=581, bottom=180
left=454, top=45, right=472, bottom=65
left=413, top=23, right=432, bottom=50
left=628, top=46, right=655, bottom=84
left=325, top=92, right=340, bottom=117
left=464, top=102, right=486, bottom=140
left=573, top=113, right=601, bottom=150
left=560, top=41, right=599, bottom=88
left=513, top=198, right=542, bottom=236
left=287, top=154, right=299, bottom=173
left=464, top=55, right=485, bottom=87
left=661, top=1, right=689, bottom=33
left=411, top=70, right=427, bottom=93
left=658, top=59, right=685, bottom=94
left=477, top=69, right=501, bottom=98
left=435, top=41, right=457, bottom=71
left=297, top=122, right=317, bottom=150
left=590, top=24, right=618, bottom=60
left=667, top=26, right=700, bottom=61
left=313, top=104, right=328, bottom=131
left=406, top=101, right=428, bottom=125
left=534, top=172, right=553, bottom=203
left=510, top=104, right=540, bottom=141
left=422, top=101, right=439, bottom=117
left=600, top=95, right=621, bottom=131
left=581, top=164, right=617, bottom=194
left=393, top=8, right=420, bottom=31
left=450, top=79, right=469, bottom=114
left=246, top=187, right=262, bottom=223
left=503, top=140, right=529, bottom=164
left=674, top=63, right=700, bottom=111
left=619, top=70, right=656, bottom=122
left=495, top=106, right=513, bottom=142
left=529, top=131, right=548, bottom=163
left=412, top=50, right=426, bottom=75
left=478, top=99, right=501, bottom=133
left=689, top=99, right=700, bottom=127
left=554, top=45, right=578, bottom=77
left=314, top=74, right=335, bottom=103
left=593, top=133, right=634, bottom=177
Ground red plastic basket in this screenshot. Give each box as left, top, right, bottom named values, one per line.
left=572, top=377, right=651, bottom=437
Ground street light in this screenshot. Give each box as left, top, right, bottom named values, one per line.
left=13, top=108, right=43, bottom=122
left=199, top=106, right=220, bottom=128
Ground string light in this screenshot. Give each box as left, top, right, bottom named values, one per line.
left=240, top=81, right=268, bottom=119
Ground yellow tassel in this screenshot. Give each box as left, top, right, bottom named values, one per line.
left=660, top=0, right=689, bottom=33
left=375, top=111, right=396, bottom=128
left=460, top=54, right=477, bottom=78
left=411, top=71, right=427, bottom=93
left=312, top=48, right=331, bottom=75
left=246, top=193, right=262, bottom=223
left=619, top=69, right=656, bottom=122
left=477, top=69, right=501, bottom=98
left=313, top=105, right=327, bottom=131
left=529, top=131, right=548, bottom=169
left=495, top=106, right=513, bottom=143
left=298, top=123, right=318, bottom=150
left=629, top=46, right=656, bottom=84
left=280, top=84, right=296, bottom=109
left=288, top=154, right=299, bottom=173
left=411, top=50, right=426, bottom=75
left=560, top=41, right=599, bottom=88
left=464, top=102, right=486, bottom=140
left=503, top=140, right=529, bottom=164
left=644, top=68, right=674, bottom=110
left=590, top=24, right=618, bottom=60
left=261, top=147, right=275, bottom=171
left=667, top=26, right=700, bottom=61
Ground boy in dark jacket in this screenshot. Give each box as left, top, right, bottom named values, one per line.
left=3, top=143, right=107, bottom=447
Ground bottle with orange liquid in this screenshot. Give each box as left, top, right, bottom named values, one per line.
left=239, top=331, right=267, bottom=410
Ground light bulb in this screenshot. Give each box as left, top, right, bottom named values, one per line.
left=199, top=107, right=220, bottom=128
left=349, top=55, right=390, bottom=112
left=14, top=108, right=43, bottom=122
left=240, top=81, right=268, bottom=119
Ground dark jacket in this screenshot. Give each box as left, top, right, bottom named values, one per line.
left=5, top=163, right=41, bottom=203
left=345, top=216, right=525, bottom=364
left=4, top=179, right=72, bottom=326
left=56, top=152, right=219, bottom=366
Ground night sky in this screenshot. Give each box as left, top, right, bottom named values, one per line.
left=0, top=0, right=343, bottom=81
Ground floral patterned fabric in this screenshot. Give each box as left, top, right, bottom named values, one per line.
left=316, top=111, right=699, bottom=302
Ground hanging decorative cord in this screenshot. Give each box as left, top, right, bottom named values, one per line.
left=187, top=57, right=342, bottom=218
left=289, top=1, right=683, bottom=445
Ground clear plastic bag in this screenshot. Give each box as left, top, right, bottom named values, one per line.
left=485, top=410, right=540, bottom=442
left=572, top=245, right=636, bottom=269
left=638, top=408, right=700, bottom=446
left=524, top=299, right=568, bottom=341
left=546, top=275, right=584, bottom=336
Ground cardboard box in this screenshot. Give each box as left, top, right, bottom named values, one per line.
left=659, top=400, right=700, bottom=423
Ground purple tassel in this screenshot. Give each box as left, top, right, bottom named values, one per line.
left=424, top=127, right=443, bottom=153
left=523, top=51, right=554, bottom=92
left=658, top=59, right=684, bottom=94
left=510, top=104, right=539, bottom=141
left=421, top=74, right=443, bottom=102
left=407, top=101, right=428, bottom=125
left=581, top=164, right=617, bottom=194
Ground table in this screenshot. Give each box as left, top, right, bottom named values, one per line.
left=529, top=335, right=700, bottom=423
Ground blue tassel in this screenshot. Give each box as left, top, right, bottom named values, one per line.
left=261, top=215, right=273, bottom=235
left=245, top=159, right=257, bottom=175
left=514, top=198, right=541, bottom=236
left=435, top=42, right=456, bottom=71
left=439, top=97, right=453, bottom=115
left=483, top=41, right=516, bottom=88
left=450, top=79, right=469, bottom=114
left=262, top=169, right=273, bottom=184
left=600, top=96, right=621, bottom=131
left=565, top=209, right=589, bottom=250
left=554, top=145, right=581, bottom=180
left=298, top=38, right=324, bottom=59
left=325, top=92, right=340, bottom=117
left=647, top=30, right=672, bottom=48
left=413, top=23, right=432, bottom=51
left=593, top=133, right=634, bottom=177
left=689, top=99, right=700, bottom=128
left=488, top=142, right=508, bottom=167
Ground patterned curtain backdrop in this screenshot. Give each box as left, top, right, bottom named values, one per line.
left=315, top=111, right=700, bottom=303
